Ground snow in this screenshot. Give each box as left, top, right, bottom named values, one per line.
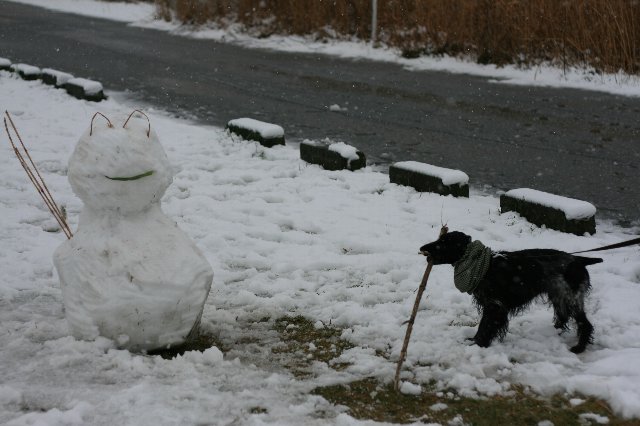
left=2, top=69, right=640, bottom=422
left=429, top=402, right=448, bottom=412
left=329, top=104, right=348, bottom=112
left=0, top=57, right=11, bottom=67
left=394, top=161, right=469, bottom=186
left=580, top=413, right=610, bottom=424
left=3, top=0, right=156, bottom=23
left=7, top=401, right=93, bottom=426
left=10, top=63, right=40, bottom=76
left=328, top=142, right=360, bottom=161
left=504, top=188, right=597, bottom=220
left=399, top=381, right=422, bottom=395
left=54, top=112, right=213, bottom=351
left=42, top=68, right=74, bottom=86
left=570, top=398, right=585, bottom=407
left=228, top=117, right=284, bottom=138
left=65, top=77, right=103, bottom=95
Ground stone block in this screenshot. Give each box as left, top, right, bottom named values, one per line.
left=0, top=57, right=11, bottom=71
left=41, top=68, right=73, bottom=87
left=64, top=77, right=106, bottom=102
left=11, top=63, right=41, bottom=81
left=300, top=140, right=366, bottom=171
left=500, top=188, right=596, bottom=235
left=227, top=118, right=285, bottom=148
left=389, top=161, right=469, bottom=197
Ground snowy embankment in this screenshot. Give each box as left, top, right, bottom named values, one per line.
left=5, top=0, right=640, bottom=97
left=2, top=75, right=640, bottom=424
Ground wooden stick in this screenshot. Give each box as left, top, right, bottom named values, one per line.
left=122, top=109, right=151, bottom=137
left=4, top=111, right=73, bottom=239
left=393, top=260, right=433, bottom=391
left=89, top=112, right=113, bottom=136
left=5, top=112, right=66, bottom=221
left=393, top=225, right=447, bottom=391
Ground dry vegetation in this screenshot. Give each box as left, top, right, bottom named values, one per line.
left=267, top=316, right=633, bottom=424
left=155, top=0, right=640, bottom=74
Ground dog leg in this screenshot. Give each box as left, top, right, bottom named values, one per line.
left=553, top=314, right=570, bottom=331
left=570, top=311, right=593, bottom=353
left=550, top=295, right=570, bottom=331
left=473, top=304, right=509, bottom=348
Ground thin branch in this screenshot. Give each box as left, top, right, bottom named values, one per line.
left=122, top=109, right=151, bottom=138
left=90, top=112, right=113, bottom=136
left=393, top=225, right=448, bottom=391
left=4, top=111, right=73, bottom=239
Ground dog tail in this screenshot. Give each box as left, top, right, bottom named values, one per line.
left=574, top=256, right=603, bottom=266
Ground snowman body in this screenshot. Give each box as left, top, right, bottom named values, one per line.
left=54, top=114, right=213, bottom=351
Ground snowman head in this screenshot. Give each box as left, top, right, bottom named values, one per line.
left=68, top=111, right=173, bottom=214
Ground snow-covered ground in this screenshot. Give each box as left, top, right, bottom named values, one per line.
left=1, top=70, right=640, bottom=424
left=4, top=0, right=640, bottom=98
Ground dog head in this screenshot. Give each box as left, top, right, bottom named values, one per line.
left=420, top=231, right=472, bottom=265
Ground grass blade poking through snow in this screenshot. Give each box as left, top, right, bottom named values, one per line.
left=394, top=225, right=447, bottom=391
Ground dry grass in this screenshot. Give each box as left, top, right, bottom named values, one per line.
left=314, top=379, right=637, bottom=425
left=265, top=315, right=635, bottom=424
left=156, top=0, right=640, bottom=74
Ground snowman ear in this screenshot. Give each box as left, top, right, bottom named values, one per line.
left=90, top=112, right=113, bottom=136
left=122, top=110, right=151, bottom=138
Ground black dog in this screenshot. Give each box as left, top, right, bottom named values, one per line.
left=420, top=231, right=602, bottom=353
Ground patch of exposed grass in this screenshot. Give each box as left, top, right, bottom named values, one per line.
left=148, top=330, right=226, bottom=359
left=271, top=315, right=353, bottom=377
left=314, top=379, right=636, bottom=425
left=249, top=406, right=268, bottom=415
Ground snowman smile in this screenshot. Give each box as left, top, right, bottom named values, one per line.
left=105, top=170, right=155, bottom=181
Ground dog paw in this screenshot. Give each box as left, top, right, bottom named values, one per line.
left=474, top=339, right=492, bottom=348
left=570, top=345, right=586, bottom=354
left=554, top=323, right=569, bottom=331
left=466, top=337, right=491, bottom=348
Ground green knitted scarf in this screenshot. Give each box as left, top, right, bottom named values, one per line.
left=453, top=240, right=492, bottom=294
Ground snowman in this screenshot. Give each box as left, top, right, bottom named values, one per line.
left=54, top=111, right=213, bottom=351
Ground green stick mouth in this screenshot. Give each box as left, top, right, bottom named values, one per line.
left=105, top=170, right=154, bottom=181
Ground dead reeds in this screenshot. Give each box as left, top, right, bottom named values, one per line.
left=157, top=0, right=640, bottom=74
left=4, top=111, right=73, bottom=239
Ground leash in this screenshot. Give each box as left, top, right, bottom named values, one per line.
left=571, top=236, right=640, bottom=254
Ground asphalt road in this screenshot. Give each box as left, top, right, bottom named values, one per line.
left=1, top=2, right=639, bottom=225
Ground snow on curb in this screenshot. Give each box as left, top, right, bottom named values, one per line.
left=10, top=63, right=41, bottom=80
left=300, top=139, right=366, bottom=171
left=64, top=77, right=106, bottom=102
left=227, top=117, right=285, bottom=147
left=389, top=161, right=469, bottom=198
left=0, top=57, right=11, bottom=71
left=41, top=68, right=74, bottom=87
left=2, top=57, right=105, bottom=102
left=501, top=188, right=597, bottom=235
